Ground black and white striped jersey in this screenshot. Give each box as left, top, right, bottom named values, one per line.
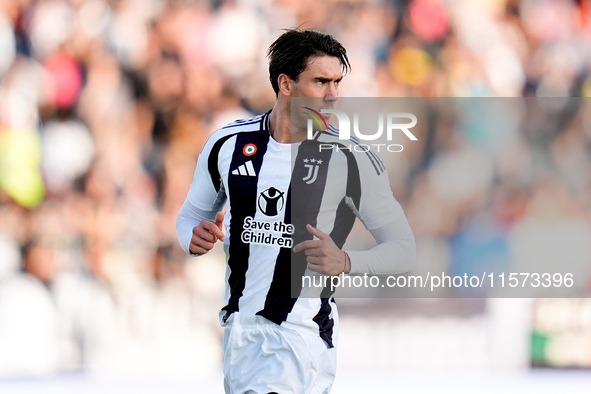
left=183, top=111, right=403, bottom=347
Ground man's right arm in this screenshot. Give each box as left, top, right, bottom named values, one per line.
left=176, top=201, right=225, bottom=256
left=176, top=131, right=228, bottom=256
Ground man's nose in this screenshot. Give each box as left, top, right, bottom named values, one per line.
left=325, top=83, right=338, bottom=100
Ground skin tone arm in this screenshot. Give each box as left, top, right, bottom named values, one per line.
left=189, top=211, right=226, bottom=255
left=293, top=224, right=350, bottom=276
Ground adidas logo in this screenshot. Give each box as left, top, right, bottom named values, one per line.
left=232, top=160, right=256, bottom=177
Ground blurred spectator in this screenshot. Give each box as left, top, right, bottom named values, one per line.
left=0, top=237, right=58, bottom=378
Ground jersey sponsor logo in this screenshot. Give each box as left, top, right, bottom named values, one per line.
left=243, top=143, right=257, bottom=156
left=257, top=187, right=285, bottom=216
left=231, top=160, right=257, bottom=176
left=302, top=158, right=323, bottom=184
left=241, top=216, right=294, bottom=248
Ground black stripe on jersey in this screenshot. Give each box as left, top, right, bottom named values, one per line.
left=328, top=145, right=361, bottom=246
left=314, top=297, right=335, bottom=347
left=221, top=129, right=270, bottom=323
left=312, top=144, right=361, bottom=347
left=208, top=134, right=238, bottom=192
left=326, top=125, right=385, bottom=175
left=256, top=139, right=334, bottom=327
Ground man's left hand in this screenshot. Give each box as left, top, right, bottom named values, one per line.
left=293, top=224, right=350, bottom=276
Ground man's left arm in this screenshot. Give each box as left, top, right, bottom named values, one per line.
left=343, top=149, right=416, bottom=276
left=293, top=212, right=415, bottom=276
left=345, top=210, right=415, bottom=275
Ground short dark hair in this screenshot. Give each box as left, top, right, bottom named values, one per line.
left=267, top=29, right=350, bottom=96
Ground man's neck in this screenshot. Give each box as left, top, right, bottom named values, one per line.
left=268, top=103, right=307, bottom=144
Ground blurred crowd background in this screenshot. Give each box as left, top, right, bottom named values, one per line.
left=1, top=0, right=591, bottom=387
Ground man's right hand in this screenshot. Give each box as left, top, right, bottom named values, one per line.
left=189, top=211, right=225, bottom=255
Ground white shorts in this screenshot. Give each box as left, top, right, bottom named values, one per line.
left=222, top=313, right=337, bottom=394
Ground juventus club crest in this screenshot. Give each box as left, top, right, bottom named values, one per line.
left=302, top=158, right=323, bottom=184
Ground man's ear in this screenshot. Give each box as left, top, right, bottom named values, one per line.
left=278, top=74, right=292, bottom=96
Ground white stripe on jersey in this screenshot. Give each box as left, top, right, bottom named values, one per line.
left=245, top=160, right=256, bottom=176
left=240, top=138, right=291, bottom=315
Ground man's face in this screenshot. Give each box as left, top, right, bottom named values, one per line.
left=291, top=56, right=342, bottom=100
left=289, top=55, right=343, bottom=130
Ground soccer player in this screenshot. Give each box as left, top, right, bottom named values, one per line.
left=176, top=29, right=415, bottom=394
